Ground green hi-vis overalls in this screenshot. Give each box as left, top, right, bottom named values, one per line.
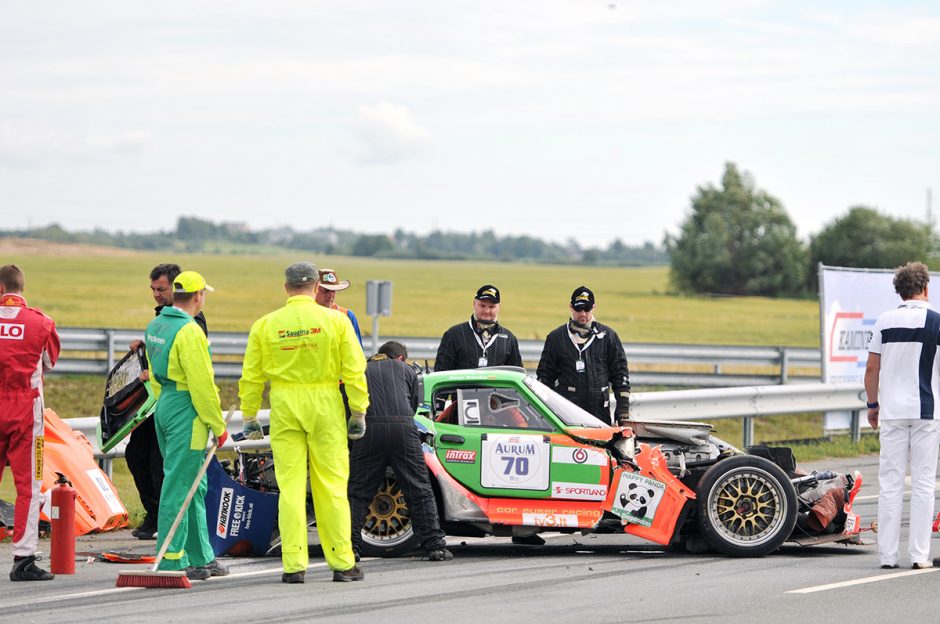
left=239, top=295, right=368, bottom=574
left=144, top=306, right=225, bottom=571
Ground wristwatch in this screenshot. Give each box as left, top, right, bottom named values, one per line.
left=866, top=401, right=879, bottom=409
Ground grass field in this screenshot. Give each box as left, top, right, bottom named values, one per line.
left=4, top=240, right=821, bottom=345
left=0, top=240, right=855, bottom=524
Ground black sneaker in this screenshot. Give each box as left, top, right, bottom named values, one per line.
left=201, top=559, right=229, bottom=577
left=512, top=534, right=545, bottom=546
left=132, top=528, right=157, bottom=540
left=185, top=566, right=211, bottom=581
left=427, top=548, right=454, bottom=562
left=282, top=571, right=305, bottom=584
left=10, top=556, right=54, bottom=581
left=332, top=565, right=364, bottom=582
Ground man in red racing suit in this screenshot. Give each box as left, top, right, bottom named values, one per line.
left=0, top=265, right=60, bottom=581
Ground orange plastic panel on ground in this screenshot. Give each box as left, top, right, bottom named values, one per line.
left=39, top=409, right=129, bottom=535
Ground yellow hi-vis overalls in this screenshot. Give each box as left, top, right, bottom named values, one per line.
left=238, top=295, right=368, bottom=574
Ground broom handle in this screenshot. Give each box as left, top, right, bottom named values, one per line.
left=152, top=405, right=236, bottom=572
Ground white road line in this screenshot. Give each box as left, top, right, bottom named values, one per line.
left=0, top=561, right=331, bottom=608
left=854, top=480, right=940, bottom=503
left=787, top=568, right=939, bottom=594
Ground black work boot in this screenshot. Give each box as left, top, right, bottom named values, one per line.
left=282, top=570, right=305, bottom=584
left=201, top=559, right=230, bottom=577
left=10, top=556, right=54, bottom=581
left=426, top=548, right=454, bottom=561
left=332, top=565, right=364, bottom=582
left=184, top=566, right=211, bottom=581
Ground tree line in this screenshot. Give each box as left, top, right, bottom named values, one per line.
left=666, top=162, right=936, bottom=297
left=4, top=162, right=932, bottom=296
left=1, top=219, right=667, bottom=267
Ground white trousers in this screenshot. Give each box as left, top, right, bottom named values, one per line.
left=877, top=418, right=940, bottom=566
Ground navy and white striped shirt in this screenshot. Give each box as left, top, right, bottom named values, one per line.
left=868, top=300, right=940, bottom=420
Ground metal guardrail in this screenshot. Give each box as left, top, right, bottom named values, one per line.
left=70, top=382, right=866, bottom=471
left=52, top=327, right=821, bottom=387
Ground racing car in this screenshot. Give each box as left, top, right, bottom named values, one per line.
left=358, top=366, right=864, bottom=558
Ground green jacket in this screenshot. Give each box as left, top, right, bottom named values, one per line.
left=145, top=306, right=225, bottom=450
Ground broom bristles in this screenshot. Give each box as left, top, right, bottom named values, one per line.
left=115, top=569, right=192, bottom=589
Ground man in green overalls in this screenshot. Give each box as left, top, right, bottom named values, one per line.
left=144, top=270, right=228, bottom=581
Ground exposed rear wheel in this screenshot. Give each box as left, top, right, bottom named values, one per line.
left=359, top=469, right=420, bottom=557
left=695, top=455, right=796, bottom=557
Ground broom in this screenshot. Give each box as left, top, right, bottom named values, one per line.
left=116, top=406, right=235, bottom=588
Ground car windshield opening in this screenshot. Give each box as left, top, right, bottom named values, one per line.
left=523, top=376, right=605, bottom=428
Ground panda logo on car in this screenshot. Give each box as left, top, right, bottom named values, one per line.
left=620, top=482, right=656, bottom=519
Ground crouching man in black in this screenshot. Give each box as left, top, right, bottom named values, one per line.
left=348, top=341, right=453, bottom=562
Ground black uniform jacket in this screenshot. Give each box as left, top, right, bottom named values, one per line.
left=536, top=321, right=630, bottom=422
left=365, top=357, right=418, bottom=420
left=433, top=317, right=523, bottom=372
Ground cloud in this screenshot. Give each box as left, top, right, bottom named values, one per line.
left=351, top=102, right=432, bottom=165
left=0, top=124, right=152, bottom=168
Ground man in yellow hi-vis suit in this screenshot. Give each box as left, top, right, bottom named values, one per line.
left=238, top=262, right=369, bottom=584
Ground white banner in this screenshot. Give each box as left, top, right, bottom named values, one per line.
left=820, top=265, right=940, bottom=383
left=819, top=265, right=940, bottom=430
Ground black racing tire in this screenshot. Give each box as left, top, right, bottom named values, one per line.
left=695, top=455, right=797, bottom=557
left=359, top=468, right=421, bottom=558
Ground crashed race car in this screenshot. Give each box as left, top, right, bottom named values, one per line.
left=358, top=366, right=864, bottom=558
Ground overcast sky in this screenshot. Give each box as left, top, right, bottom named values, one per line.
left=2, top=1, right=939, bottom=247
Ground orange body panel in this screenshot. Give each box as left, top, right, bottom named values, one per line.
left=611, top=443, right=696, bottom=545
left=39, top=409, right=129, bottom=535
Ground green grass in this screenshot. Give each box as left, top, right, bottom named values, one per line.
left=0, top=243, right=851, bottom=521
left=7, top=247, right=820, bottom=346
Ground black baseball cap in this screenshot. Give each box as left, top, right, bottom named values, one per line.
left=570, top=286, right=595, bottom=311
left=475, top=284, right=500, bottom=303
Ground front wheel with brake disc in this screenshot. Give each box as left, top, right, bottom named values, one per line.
left=359, top=468, right=420, bottom=557
left=695, top=455, right=797, bottom=557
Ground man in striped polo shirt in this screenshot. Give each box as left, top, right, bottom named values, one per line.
left=865, top=261, right=940, bottom=570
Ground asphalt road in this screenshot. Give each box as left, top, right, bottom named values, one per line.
left=2, top=454, right=938, bottom=624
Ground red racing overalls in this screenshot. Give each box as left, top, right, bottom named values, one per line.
left=0, top=293, right=60, bottom=557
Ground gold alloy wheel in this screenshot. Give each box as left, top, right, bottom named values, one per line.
left=363, top=474, right=413, bottom=545
left=707, top=468, right=786, bottom=547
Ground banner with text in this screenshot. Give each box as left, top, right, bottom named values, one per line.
left=820, top=265, right=940, bottom=429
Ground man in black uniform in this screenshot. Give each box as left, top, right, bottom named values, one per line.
left=127, top=263, right=209, bottom=540
left=537, top=286, right=630, bottom=426
left=348, top=341, right=452, bottom=561
left=434, top=285, right=522, bottom=372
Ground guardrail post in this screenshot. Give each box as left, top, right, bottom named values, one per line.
left=850, top=409, right=861, bottom=443
left=779, top=347, right=789, bottom=385
left=98, top=457, right=113, bottom=479
left=742, top=416, right=754, bottom=448
left=105, top=329, right=115, bottom=372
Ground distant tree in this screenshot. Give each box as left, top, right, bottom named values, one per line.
left=809, top=206, right=934, bottom=283
left=176, top=216, right=218, bottom=240
left=666, top=162, right=807, bottom=297
left=351, top=234, right=394, bottom=256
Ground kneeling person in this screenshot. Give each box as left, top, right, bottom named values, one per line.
left=349, top=341, right=452, bottom=561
